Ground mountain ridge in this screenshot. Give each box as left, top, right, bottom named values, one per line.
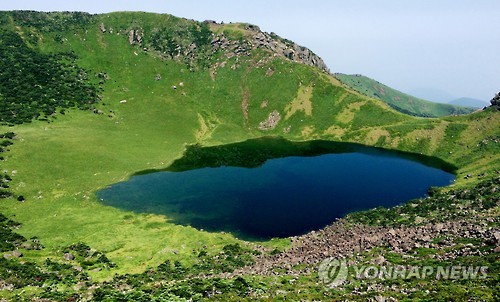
left=448, top=97, right=489, bottom=108
left=335, top=73, right=477, bottom=117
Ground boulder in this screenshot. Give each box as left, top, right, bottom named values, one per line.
left=128, top=30, right=134, bottom=45
left=3, top=250, right=23, bottom=259
left=135, top=30, right=143, bottom=44
left=64, top=252, right=75, bottom=261
left=11, top=250, right=22, bottom=257
left=493, top=231, right=500, bottom=244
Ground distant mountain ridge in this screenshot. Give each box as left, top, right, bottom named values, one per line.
left=407, top=87, right=456, bottom=103
left=448, top=97, right=489, bottom=108
left=335, top=74, right=476, bottom=117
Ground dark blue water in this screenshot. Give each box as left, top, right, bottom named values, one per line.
left=97, top=140, right=455, bottom=240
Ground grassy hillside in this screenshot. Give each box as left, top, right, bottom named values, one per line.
left=0, top=11, right=498, bottom=301
left=335, top=73, right=477, bottom=117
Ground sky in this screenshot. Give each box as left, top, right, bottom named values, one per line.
left=1, top=0, right=499, bottom=102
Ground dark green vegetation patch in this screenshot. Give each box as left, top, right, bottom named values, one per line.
left=0, top=213, right=26, bottom=252
left=0, top=27, right=100, bottom=125
left=3, top=10, right=94, bottom=32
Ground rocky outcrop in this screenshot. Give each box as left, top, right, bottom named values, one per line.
left=3, top=250, right=23, bottom=259
left=129, top=29, right=143, bottom=45
left=251, top=31, right=329, bottom=73
left=208, top=24, right=330, bottom=73
left=128, top=19, right=329, bottom=73
left=490, top=92, right=500, bottom=109
left=258, top=110, right=281, bottom=130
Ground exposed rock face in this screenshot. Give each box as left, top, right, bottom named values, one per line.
left=209, top=25, right=330, bottom=73
left=129, top=20, right=329, bottom=73
left=259, top=110, right=281, bottom=130
left=129, top=29, right=143, bottom=45
left=490, top=92, right=500, bottom=109
left=128, top=30, right=134, bottom=44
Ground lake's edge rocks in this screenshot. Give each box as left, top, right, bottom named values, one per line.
left=232, top=217, right=498, bottom=277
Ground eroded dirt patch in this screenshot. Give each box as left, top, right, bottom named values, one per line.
left=284, top=85, right=313, bottom=120
left=336, top=101, right=367, bottom=124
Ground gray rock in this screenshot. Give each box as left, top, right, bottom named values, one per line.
left=136, top=30, right=143, bottom=44
left=4, top=250, right=23, bottom=259
left=0, top=280, right=14, bottom=291
left=259, top=110, right=281, bottom=130
left=128, top=30, right=134, bottom=45
left=490, top=92, right=500, bottom=109
left=64, top=252, right=75, bottom=261
left=493, top=231, right=500, bottom=244
left=12, top=250, right=22, bottom=258
left=374, top=295, right=387, bottom=302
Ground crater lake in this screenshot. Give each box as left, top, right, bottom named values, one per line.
left=97, top=138, right=455, bottom=240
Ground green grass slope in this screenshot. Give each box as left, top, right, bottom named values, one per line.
left=0, top=11, right=498, bottom=301
left=335, top=73, right=477, bottom=117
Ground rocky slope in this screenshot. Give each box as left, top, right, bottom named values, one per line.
left=213, top=22, right=330, bottom=73
left=490, top=92, right=500, bottom=109
left=97, top=15, right=330, bottom=73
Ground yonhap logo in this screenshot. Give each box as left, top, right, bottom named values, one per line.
left=318, top=258, right=348, bottom=288
left=318, top=256, right=488, bottom=290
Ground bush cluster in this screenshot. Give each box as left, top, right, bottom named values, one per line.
left=2, top=11, right=94, bottom=32
left=0, top=29, right=100, bottom=125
